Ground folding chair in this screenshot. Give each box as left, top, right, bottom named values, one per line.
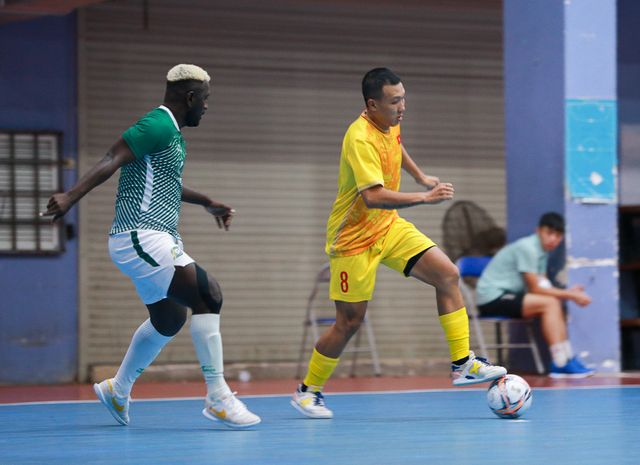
left=296, top=263, right=382, bottom=378
left=457, top=256, right=545, bottom=374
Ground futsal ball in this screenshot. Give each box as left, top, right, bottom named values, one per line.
left=486, top=374, right=532, bottom=419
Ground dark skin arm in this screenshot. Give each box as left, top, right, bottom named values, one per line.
left=181, top=186, right=235, bottom=230
left=41, top=137, right=234, bottom=230
left=41, top=138, right=135, bottom=221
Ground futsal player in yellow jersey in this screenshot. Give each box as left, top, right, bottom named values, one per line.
left=292, top=68, right=507, bottom=418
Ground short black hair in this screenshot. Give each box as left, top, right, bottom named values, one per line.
left=362, top=67, right=402, bottom=103
left=538, top=212, right=565, bottom=232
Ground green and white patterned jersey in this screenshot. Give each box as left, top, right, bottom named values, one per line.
left=110, top=106, right=186, bottom=239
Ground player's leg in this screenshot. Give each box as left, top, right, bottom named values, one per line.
left=94, top=231, right=189, bottom=425
left=169, top=262, right=261, bottom=428
left=292, top=300, right=368, bottom=419
left=522, top=294, right=593, bottom=377
left=93, top=301, right=186, bottom=426
left=315, top=300, right=368, bottom=358
left=409, top=247, right=507, bottom=385
left=380, top=218, right=505, bottom=385
left=293, top=251, right=378, bottom=418
left=522, top=294, right=566, bottom=345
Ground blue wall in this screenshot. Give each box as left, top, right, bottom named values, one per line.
left=504, top=0, right=565, bottom=242
left=0, top=15, right=78, bottom=383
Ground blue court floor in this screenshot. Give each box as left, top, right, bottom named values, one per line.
left=1, top=386, right=638, bottom=465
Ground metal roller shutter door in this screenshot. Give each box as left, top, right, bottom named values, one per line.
left=78, top=0, right=504, bottom=378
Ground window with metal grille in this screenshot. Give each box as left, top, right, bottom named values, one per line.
left=0, top=132, right=64, bottom=254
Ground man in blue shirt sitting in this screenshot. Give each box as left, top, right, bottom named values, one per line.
left=476, top=212, right=594, bottom=377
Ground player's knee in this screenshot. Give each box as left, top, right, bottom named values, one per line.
left=150, top=306, right=187, bottom=337
left=339, top=313, right=365, bottom=337
left=548, top=297, right=563, bottom=314
left=539, top=293, right=559, bottom=307
left=195, top=264, right=223, bottom=314
left=538, top=295, right=562, bottom=315
left=343, top=319, right=363, bottom=337
left=437, top=263, right=460, bottom=290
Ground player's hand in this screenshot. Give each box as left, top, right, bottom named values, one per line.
left=417, top=174, right=440, bottom=189
left=205, top=201, right=235, bottom=231
left=40, top=192, right=73, bottom=222
left=423, top=182, right=454, bottom=204
left=571, top=290, right=592, bottom=307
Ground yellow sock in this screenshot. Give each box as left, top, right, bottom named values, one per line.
left=303, top=348, right=340, bottom=391
left=439, top=307, right=470, bottom=362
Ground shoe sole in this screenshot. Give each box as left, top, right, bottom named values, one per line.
left=93, top=383, right=128, bottom=426
left=452, top=370, right=508, bottom=386
left=290, top=399, right=333, bottom=419
left=202, top=408, right=261, bottom=429
left=548, top=371, right=595, bottom=379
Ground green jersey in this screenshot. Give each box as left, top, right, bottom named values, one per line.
left=110, top=106, right=186, bottom=239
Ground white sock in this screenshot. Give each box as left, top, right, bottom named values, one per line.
left=190, top=313, right=232, bottom=400
left=550, top=340, right=570, bottom=368
left=562, top=340, right=574, bottom=360
left=113, top=319, right=172, bottom=396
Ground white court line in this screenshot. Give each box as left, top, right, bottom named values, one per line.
left=1, top=383, right=638, bottom=407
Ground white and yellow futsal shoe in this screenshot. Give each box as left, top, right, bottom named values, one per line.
left=290, top=385, right=333, bottom=419
left=202, top=392, right=261, bottom=429
left=93, top=378, right=130, bottom=426
left=451, top=351, right=507, bottom=386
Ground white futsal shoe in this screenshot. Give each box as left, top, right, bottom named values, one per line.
left=451, top=351, right=507, bottom=386
left=93, top=378, right=130, bottom=426
left=202, top=392, right=261, bottom=429
left=290, top=385, right=333, bottom=419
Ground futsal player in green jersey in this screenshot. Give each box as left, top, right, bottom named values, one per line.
left=42, top=64, right=260, bottom=429
left=292, top=68, right=507, bottom=418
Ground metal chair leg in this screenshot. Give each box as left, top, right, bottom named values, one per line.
left=364, top=315, right=382, bottom=376
left=296, top=308, right=313, bottom=379
left=526, top=323, right=545, bottom=374
left=350, top=328, right=363, bottom=377
left=495, top=322, right=504, bottom=366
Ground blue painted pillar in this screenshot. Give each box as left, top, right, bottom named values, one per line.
left=505, top=1, right=619, bottom=372
left=564, top=1, right=618, bottom=372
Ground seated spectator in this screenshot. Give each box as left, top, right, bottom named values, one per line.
left=476, top=212, right=594, bottom=378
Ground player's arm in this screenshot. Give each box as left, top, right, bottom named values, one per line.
left=360, top=182, right=454, bottom=210
left=523, top=272, right=592, bottom=307
left=181, top=186, right=234, bottom=231
left=401, top=144, right=440, bottom=189
left=41, top=137, right=135, bottom=221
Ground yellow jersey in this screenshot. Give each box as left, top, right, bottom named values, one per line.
left=326, top=112, right=402, bottom=256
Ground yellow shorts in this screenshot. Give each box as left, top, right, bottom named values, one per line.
left=328, top=217, right=436, bottom=302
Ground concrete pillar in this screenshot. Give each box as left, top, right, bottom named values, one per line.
left=504, top=0, right=619, bottom=372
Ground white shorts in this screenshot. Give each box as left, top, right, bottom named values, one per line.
left=108, top=230, right=194, bottom=304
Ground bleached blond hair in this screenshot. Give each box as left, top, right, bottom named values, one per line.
left=166, top=64, right=210, bottom=83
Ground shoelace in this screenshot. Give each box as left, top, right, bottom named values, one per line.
left=215, top=391, right=245, bottom=411
left=227, top=392, right=248, bottom=410
left=313, top=391, right=326, bottom=407
left=474, top=356, right=492, bottom=366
